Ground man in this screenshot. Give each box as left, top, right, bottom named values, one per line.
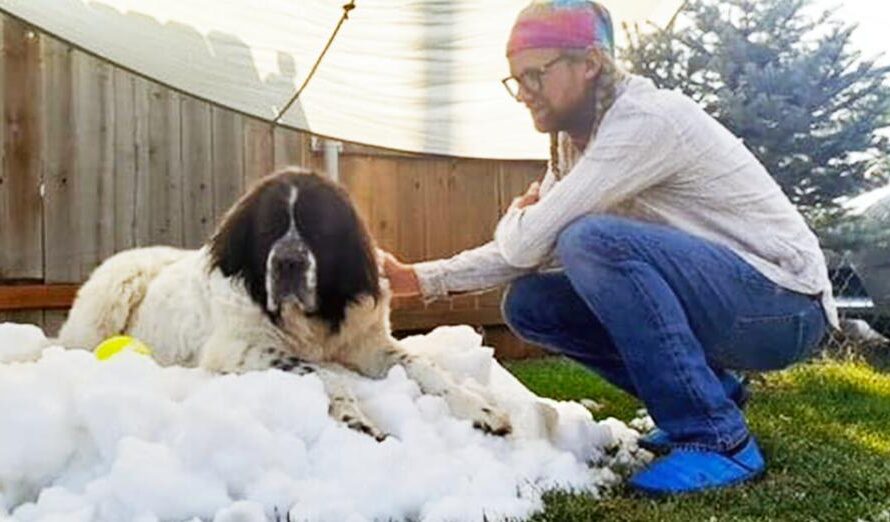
left=383, top=0, right=834, bottom=495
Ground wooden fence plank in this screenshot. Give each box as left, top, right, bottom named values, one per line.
left=449, top=159, right=501, bottom=311
left=0, top=284, right=78, bottom=311
left=244, top=117, right=272, bottom=186
left=391, top=307, right=504, bottom=331
left=0, top=310, right=43, bottom=326
left=273, top=126, right=308, bottom=170
left=72, top=50, right=115, bottom=280
left=423, top=159, right=453, bottom=260
left=498, top=160, right=544, bottom=213
left=211, top=107, right=244, bottom=223
left=451, top=159, right=501, bottom=249
left=368, top=157, right=399, bottom=250
left=0, top=18, right=4, bottom=252
left=132, top=75, right=152, bottom=247
left=41, top=35, right=75, bottom=284
left=147, top=85, right=183, bottom=246
left=112, top=67, right=138, bottom=251
left=339, top=155, right=375, bottom=232
left=395, top=159, right=427, bottom=263
left=482, top=325, right=545, bottom=359
left=420, top=159, right=453, bottom=314
left=1, top=19, right=5, bottom=276
left=0, top=283, right=74, bottom=336
left=1, top=19, right=42, bottom=281
left=180, top=97, right=213, bottom=246
left=0, top=19, right=43, bottom=327
left=42, top=310, right=67, bottom=337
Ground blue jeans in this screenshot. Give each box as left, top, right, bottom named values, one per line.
left=502, top=216, right=826, bottom=451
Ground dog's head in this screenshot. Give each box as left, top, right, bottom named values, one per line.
left=208, top=167, right=380, bottom=332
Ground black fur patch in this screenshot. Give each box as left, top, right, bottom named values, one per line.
left=208, top=167, right=380, bottom=332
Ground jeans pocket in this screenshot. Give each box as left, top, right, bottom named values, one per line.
left=714, top=303, right=825, bottom=371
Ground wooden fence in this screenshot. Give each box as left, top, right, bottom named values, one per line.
left=0, top=15, right=545, bottom=357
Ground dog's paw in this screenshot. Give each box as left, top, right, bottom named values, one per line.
left=444, top=389, right=512, bottom=437
left=345, top=417, right=391, bottom=442
left=330, top=396, right=389, bottom=442
left=471, top=405, right=512, bottom=437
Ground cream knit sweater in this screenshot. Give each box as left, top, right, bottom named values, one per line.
left=414, top=75, right=837, bottom=327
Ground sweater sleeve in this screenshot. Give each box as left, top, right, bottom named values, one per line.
left=495, top=110, right=684, bottom=268
left=412, top=241, right=535, bottom=301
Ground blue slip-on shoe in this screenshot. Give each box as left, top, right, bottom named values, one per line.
left=638, top=374, right=751, bottom=455
left=629, top=436, right=765, bottom=496
left=638, top=427, right=672, bottom=454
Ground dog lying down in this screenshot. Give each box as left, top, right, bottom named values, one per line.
left=58, top=167, right=550, bottom=442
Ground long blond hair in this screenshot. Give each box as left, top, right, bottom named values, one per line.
left=549, top=47, right=624, bottom=180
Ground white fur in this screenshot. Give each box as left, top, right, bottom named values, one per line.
left=58, top=246, right=511, bottom=438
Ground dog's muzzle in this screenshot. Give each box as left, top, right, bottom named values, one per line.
left=265, top=231, right=317, bottom=315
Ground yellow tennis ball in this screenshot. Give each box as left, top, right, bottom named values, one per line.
left=94, top=335, right=152, bottom=360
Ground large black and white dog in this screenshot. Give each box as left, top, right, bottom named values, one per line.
left=58, top=167, right=510, bottom=439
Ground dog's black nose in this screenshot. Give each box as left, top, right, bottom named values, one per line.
left=275, top=256, right=306, bottom=273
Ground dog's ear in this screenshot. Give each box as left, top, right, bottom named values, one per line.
left=208, top=172, right=298, bottom=321
left=208, top=196, right=255, bottom=278
left=291, top=175, right=381, bottom=331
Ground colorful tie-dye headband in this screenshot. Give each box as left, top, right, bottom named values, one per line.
left=506, top=0, right=615, bottom=58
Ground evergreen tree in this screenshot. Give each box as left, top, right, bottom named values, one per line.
left=621, top=0, right=890, bottom=224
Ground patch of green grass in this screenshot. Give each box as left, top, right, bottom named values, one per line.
left=506, top=357, right=641, bottom=420
left=505, top=357, right=890, bottom=521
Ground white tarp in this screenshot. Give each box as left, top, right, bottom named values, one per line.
left=0, top=0, right=680, bottom=159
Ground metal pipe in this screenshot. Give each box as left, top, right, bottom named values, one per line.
left=323, top=139, right=342, bottom=182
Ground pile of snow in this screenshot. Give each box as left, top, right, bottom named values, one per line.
left=0, top=322, right=648, bottom=522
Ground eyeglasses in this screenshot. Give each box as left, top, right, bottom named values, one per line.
left=501, top=55, right=571, bottom=100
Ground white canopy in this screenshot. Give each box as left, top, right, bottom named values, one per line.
left=0, top=0, right=681, bottom=159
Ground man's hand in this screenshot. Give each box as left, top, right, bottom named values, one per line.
left=378, top=250, right=421, bottom=298
left=510, top=180, right=540, bottom=210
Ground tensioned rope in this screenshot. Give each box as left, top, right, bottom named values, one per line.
left=273, top=0, right=356, bottom=124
